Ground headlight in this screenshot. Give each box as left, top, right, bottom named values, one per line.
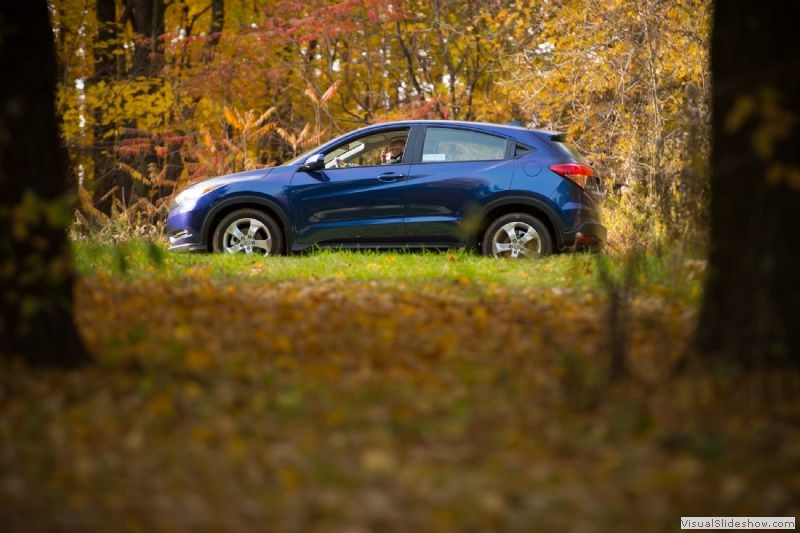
left=172, top=183, right=223, bottom=209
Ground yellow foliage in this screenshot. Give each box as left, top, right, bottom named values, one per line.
left=53, top=0, right=710, bottom=246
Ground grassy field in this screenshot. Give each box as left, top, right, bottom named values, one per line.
left=72, top=240, right=703, bottom=299
left=1, top=243, right=797, bottom=531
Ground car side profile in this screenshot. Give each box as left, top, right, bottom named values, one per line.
left=167, top=120, right=605, bottom=258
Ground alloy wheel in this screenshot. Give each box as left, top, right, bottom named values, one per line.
left=491, top=221, right=541, bottom=258
left=222, top=218, right=273, bottom=255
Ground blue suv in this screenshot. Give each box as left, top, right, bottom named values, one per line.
left=167, top=120, right=605, bottom=257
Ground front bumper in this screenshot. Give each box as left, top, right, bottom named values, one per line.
left=166, top=208, right=208, bottom=252
left=168, top=240, right=207, bottom=252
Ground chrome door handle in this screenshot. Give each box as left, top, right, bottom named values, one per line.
left=378, top=173, right=402, bottom=182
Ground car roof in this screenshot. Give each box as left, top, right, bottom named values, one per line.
left=355, top=119, right=561, bottom=139
left=289, top=120, right=565, bottom=164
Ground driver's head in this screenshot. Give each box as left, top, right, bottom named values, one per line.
left=381, top=139, right=405, bottom=164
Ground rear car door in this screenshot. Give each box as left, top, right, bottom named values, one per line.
left=403, top=126, right=514, bottom=243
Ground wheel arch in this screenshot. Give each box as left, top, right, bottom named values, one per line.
left=475, top=196, right=564, bottom=252
left=202, top=195, right=293, bottom=252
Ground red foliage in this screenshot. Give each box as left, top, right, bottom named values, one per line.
left=117, top=138, right=153, bottom=158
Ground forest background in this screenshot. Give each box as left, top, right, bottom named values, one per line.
left=55, top=0, right=710, bottom=249
left=19, top=1, right=799, bottom=530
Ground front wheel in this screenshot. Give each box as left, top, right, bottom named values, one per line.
left=212, top=209, right=284, bottom=255
left=482, top=213, right=552, bottom=258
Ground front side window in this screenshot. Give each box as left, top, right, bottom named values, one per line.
left=421, top=127, right=508, bottom=163
left=323, top=129, right=409, bottom=169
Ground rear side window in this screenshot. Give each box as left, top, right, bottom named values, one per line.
left=515, top=143, right=535, bottom=158
left=421, top=127, right=508, bottom=163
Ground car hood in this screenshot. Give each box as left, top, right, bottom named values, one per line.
left=190, top=168, right=274, bottom=188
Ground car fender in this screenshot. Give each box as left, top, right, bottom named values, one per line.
left=202, top=194, right=294, bottom=248
left=477, top=194, right=565, bottom=249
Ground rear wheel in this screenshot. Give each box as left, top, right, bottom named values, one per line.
left=482, top=213, right=552, bottom=258
left=212, top=209, right=284, bottom=255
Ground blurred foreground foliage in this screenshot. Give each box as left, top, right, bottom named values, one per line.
left=2, top=246, right=798, bottom=530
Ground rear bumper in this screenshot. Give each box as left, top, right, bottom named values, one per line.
left=562, top=221, right=606, bottom=252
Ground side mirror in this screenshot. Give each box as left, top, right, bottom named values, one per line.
left=299, top=153, right=325, bottom=172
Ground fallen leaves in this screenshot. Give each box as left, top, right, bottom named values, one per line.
left=1, top=265, right=798, bottom=530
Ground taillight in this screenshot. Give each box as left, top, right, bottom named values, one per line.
left=549, top=163, right=595, bottom=190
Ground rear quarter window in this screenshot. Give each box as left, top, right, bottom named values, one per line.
left=514, top=143, right=535, bottom=158
left=421, top=127, right=508, bottom=162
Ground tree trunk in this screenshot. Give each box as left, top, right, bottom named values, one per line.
left=127, top=0, right=166, bottom=77
left=208, top=0, right=224, bottom=49
left=0, top=1, right=89, bottom=367
left=696, top=1, right=800, bottom=367
left=92, top=0, right=121, bottom=215
left=201, top=0, right=224, bottom=63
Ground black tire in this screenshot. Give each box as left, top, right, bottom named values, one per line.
left=481, top=213, right=552, bottom=258
left=212, top=209, right=284, bottom=255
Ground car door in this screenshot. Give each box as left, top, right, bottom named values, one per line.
left=290, top=128, right=411, bottom=245
left=403, top=126, right=514, bottom=243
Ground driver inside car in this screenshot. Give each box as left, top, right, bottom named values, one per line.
left=380, top=138, right=405, bottom=164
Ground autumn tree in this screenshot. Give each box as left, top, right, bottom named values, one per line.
left=0, top=1, right=88, bottom=367
left=50, top=0, right=711, bottom=244
left=503, top=0, right=711, bottom=249
left=695, top=1, right=800, bottom=367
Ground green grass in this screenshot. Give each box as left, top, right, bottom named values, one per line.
left=72, top=240, right=705, bottom=303
left=74, top=241, right=593, bottom=285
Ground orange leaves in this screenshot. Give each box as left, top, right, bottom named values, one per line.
left=274, top=123, right=310, bottom=153
left=304, top=82, right=319, bottom=106
left=274, top=122, right=325, bottom=156
left=3, top=263, right=799, bottom=529
left=320, top=80, right=341, bottom=105
left=68, top=270, right=696, bottom=389
left=222, top=105, right=278, bottom=139
left=274, top=335, right=293, bottom=353
left=185, top=347, right=215, bottom=372
left=222, top=106, right=241, bottom=130
left=211, top=105, right=280, bottom=171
